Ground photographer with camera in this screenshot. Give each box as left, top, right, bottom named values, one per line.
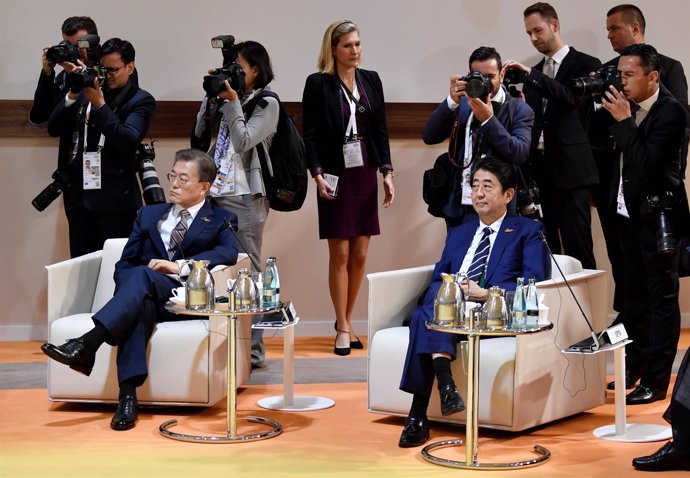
left=30, top=16, right=98, bottom=125
left=588, top=5, right=689, bottom=331
left=193, top=39, right=278, bottom=368
left=46, top=38, right=155, bottom=258
left=594, top=43, right=689, bottom=408
left=423, top=46, right=534, bottom=229
left=502, top=2, right=600, bottom=270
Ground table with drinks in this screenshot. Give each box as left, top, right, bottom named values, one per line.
left=159, top=259, right=285, bottom=443
left=424, top=273, right=552, bottom=469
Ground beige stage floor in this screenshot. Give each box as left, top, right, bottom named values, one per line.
left=1, top=335, right=688, bottom=478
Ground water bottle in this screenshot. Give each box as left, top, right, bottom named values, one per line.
left=511, top=277, right=526, bottom=329
left=262, top=257, right=280, bottom=308
left=525, top=277, right=539, bottom=326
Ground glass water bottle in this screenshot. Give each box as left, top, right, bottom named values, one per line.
left=262, top=257, right=280, bottom=309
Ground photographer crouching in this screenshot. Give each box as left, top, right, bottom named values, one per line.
left=592, top=43, right=689, bottom=410
left=44, top=38, right=156, bottom=257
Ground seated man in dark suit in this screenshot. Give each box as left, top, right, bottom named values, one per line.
left=397, top=157, right=551, bottom=447
left=41, top=149, right=238, bottom=431
left=633, top=345, right=690, bottom=471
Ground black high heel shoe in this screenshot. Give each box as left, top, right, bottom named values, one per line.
left=334, top=321, right=363, bottom=349
left=334, top=330, right=351, bottom=356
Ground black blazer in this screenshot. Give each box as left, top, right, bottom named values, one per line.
left=47, top=80, right=156, bottom=213
left=302, top=69, right=392, bottom=176
left=524, top=47, right=601, bottom=189
left=609, top=84, right=689, bottom=244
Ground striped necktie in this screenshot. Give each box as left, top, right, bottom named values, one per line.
left=168, top=209, right=191, bottom=259
left=466, top=227, right=493, bottom=285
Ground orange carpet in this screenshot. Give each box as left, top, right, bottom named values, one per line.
left=1, top=336, right=689, bottom=478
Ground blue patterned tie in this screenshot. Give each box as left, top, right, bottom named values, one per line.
left=467, top=227, right=493, bottom=285
left=168, top=209, right=191, bottom=259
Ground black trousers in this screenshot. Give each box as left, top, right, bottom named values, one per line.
left=65, top=199, right=137, bottom=258
left=618, top=217, right=681, bottom=390
left=539, top=181, right=596, bottom=270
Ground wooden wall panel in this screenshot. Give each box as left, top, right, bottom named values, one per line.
left=0, top=100, right=435, bottom=140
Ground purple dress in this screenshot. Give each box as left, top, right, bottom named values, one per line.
left=318, top=81, right=380, bottom=239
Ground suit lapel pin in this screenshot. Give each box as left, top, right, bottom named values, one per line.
left=504, top=228, right=515, bottom=233
left=200, top=216, right=211, bottom=222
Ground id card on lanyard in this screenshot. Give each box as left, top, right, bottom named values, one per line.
left=82, top=103, right=103, bottom=190
left=460, top=113, right=477, bottom=206
left=341, top=83, right=364, bottom=169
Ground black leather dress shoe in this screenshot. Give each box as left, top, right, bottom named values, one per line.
left=607, top=370, right=640, bottom=390
left=626, top=385, right=667, bottom=405
left=110, top=395, right=138, bottom=431
left=633, top=441, right=690, bottom=471
left=41, top=339, right=96, bottom=376
left=439, top=384, right=465, bottom=416
left=398, top=416, right=430, bottom=448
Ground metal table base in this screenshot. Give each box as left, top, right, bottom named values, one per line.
left=423, top=321, right=553, bottom=469
left=160, top=306, right=282, bottom=443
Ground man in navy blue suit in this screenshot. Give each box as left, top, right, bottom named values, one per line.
left=47, top=38, right=155, bottom=258
left=41, top=149, right=238, bottom=431
left=423, top=46, right=534, bottom=227
left=398, top=157, right=550, bottom=447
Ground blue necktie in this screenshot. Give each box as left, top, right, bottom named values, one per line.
left=467, top=227, right=493, bottom=285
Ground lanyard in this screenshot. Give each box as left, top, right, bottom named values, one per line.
left=341, top=82, right=360, bottom=139
left=463, top=112, right=476, bottom=167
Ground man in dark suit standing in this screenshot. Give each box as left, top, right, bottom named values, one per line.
left=592, top=5, right=689, bottom=347
left=397, top=158, right=551, bottom=448
left=596, top=44, right=688, bottom=406
left=633, top=346, right=690, bottom=471
left=423, top=46, right=534, bottom=228
left=48, top=38, right=155, bottom=258
left=502, top=2, right=600, bottom=269
left=41, top=149, right=239, bottom=431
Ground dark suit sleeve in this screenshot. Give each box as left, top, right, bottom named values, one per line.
left=302, top=74, right=324, bottom=175
left=521, top=222, right=551, bottom=281
left=527, top=53, right=601, bottom=107
left=47, top=94, right=81, bottom=138
left=610, top=104, right=686, bottom=187
left=662, top=60, right=689, bottom=113
left=90, top=91, right=156, bottom=156
left=366, top=71, right=392, bottom=167
left=30, top=70, right=60, bottom=124
left=185, top=211, right=239, bottom=269
left=478, top=101, right=534, bottom=165
left=422, top=99, right=458, bottom=145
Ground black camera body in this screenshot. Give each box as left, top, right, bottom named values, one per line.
left=462, top=72, right=492, bottom=99
left=642, top=192, right=678, bottom=255
left=135, top=142, right=166, bottom=205
left=46, top=41, right=80, bottom=64
left=517, top=180, right=542, bottom=219
left=503, top=69, right=529, bottom=98
left=570, top=65, right=622, bottom=102
left=32, top=169, right=71, bottom=212
left=68, top=65, right=108, bottom=92
left=203, top=35, right=246, bottom=97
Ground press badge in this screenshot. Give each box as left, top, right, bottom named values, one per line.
left=210, top=153, right=235, bottom=196
left=616, top=176, right=629, bottom=218
left=343, top=140, right=364, bottom=168
left=83, top=151, right=101, bottom=190
left=461, top=168, right=473, bottom=205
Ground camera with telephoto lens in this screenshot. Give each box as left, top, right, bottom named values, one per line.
left=642, top=192, right=678, bottom=255
left=517, top=180, right=542, bottom=219
left=202, top=35, right=245, bottom=97
left=570, top=65, right=622, bottom=102
left=31, top=169, right=71, bottom=212
left=136, top=141, right=166, bottom=205
left=503, top=69, right=529, bottom=98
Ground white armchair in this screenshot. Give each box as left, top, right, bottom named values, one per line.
left=367, top=255, right=609, bottom=431
left=45, top=238, right=251, bottom=406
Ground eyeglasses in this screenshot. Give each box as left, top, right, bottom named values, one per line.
left=166, top=173, right=201, bottom=186
left=101, top=64, right=125, bottom=75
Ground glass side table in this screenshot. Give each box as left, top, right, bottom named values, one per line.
left=160, top=301, right=282, bottom=443
left=422, top=319, right=554, bottom=470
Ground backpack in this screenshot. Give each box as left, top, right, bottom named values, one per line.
left=244, top=90, right=308, bottom=212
